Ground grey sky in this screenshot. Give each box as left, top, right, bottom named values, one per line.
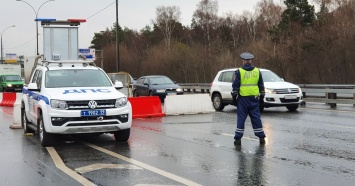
left=1, top=0, right=264, bottom=57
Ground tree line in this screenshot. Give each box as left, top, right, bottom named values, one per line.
left=90, top=0, right=355, bottom=84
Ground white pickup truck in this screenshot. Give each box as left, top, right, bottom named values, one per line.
left=21, top=60, right=132, bottom=147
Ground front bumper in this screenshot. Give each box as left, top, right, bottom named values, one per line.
left=263, top=93, right=303, bottom=107
left=44, top=103, right=132, bottom=134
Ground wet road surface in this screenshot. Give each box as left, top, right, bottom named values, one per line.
left=1, top=103, right=355, bottom=185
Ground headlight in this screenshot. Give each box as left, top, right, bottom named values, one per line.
left=298, top=87, right=302, bottom=93
left=7, top=84, right=12, bottom=87
left=51, top=99, right=68, bottom=110
left=156, top=89, right=165, bottom=93
left=176, top=88, right=182, bottom=92
left=265, top=88, right=276, bottom=94
left=115, top=97, right=127, bottom=107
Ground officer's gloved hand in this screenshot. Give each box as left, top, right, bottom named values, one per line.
left=231, top=91, right=238, bottom=106
left=259, top=91, right=265, bottom=103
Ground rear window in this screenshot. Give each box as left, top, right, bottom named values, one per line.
left=218, top=71, right=235, bottom=83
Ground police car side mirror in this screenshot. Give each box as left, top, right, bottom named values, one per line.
left=114, top=81, right=123, bottom=90
left=281, top=78, right=285, bottom=82
left=28, top=83, right=40, bottom=91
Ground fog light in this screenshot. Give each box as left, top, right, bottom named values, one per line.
left=118, top=114, right=128, bottom=118
left=266, top=98, right=275, bottom=101
left=51, top=117, right=65, bottom=121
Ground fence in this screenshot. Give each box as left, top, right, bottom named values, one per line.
left=178, top=83, right=355, bottom=108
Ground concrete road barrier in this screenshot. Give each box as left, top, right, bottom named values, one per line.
left=164, top=94, right=215, bottom=115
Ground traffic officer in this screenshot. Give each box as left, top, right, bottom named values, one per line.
left=232, top=52, right=266, bottom=145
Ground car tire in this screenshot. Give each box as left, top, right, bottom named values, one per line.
left=21, top=106, right=34, bottom=134
left=286, top=105, right=299, bottom=112
left=38, top=113, right=55, bottom=147
left=212, top=93, right=225, bottom=111
left=114, top=128, right=130, bottom=142
left=133, top=90, right=138, bottom=97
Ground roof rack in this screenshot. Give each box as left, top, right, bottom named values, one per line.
left=37, top=60, right=96, bottom=67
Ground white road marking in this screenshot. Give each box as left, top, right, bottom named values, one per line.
left=46, top=147, right=96, bottom=186
left=221, top=133, right=258, bottom=141
left=83, top=142, right=202, bottom=186
left=75, top=163, right=142, bottom=174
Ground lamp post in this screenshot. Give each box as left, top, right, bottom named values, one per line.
left=1, top=25, right=16, bottom=64
left=116, top=0, right=120, bottom=72
left=17, top=0, right=55, bottom=55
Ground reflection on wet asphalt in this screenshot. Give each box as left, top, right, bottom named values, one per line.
left=1, top=103, right=355, bottom=185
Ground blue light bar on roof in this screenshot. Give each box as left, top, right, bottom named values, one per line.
left=35, top=18, right=56, bottom=22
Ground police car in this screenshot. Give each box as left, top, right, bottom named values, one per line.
left=21, top=60, right=132, bottom=147
left=210, top=68, right=303, bottom=112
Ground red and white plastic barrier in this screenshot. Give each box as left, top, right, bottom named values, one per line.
left=0, top=92, right=23, bottom=129
left=128, top=96, right=165, bottom=118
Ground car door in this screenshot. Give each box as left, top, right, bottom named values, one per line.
left=139, top=78, right=150, bottom=96
left=219, top=70, right=235, bottom=100
left=28, top=70, right=42, bottom=123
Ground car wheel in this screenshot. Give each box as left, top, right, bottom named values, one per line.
left=133, top=90, right=138, bottom=97
left=114, top=128, right=130, bottom=142
left=286, top=105, right=299, bottom=112
left=212, top=93, right=225, bottom=111
left=38, top=113, right=55, bottom=147
left=21, top=106, right=34, bottom=134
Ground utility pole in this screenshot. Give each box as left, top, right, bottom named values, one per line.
left=96, top=50, right=104, bottom=69
left=116, top=0, right=120, bottom=72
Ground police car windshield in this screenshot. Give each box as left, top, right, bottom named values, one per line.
left=45, top=69, right=112, bottom=88
left=261, top=71, right=283, bottom=82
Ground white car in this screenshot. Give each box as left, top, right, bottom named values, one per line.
left=210, top=68, right=303, bottom=112
left=21, top=60, right=132, bottom=147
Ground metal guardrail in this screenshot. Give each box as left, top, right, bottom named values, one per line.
left=179, top=83, right=355, bottom=108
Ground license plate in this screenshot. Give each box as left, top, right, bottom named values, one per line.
left=167, top=92, right=177, bottom=95
left=284, top=95, right=297, bottom=99
left=81, top=110, right=106, bottom=116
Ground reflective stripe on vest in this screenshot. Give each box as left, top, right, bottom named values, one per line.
left=239, top=68, right=260, bottom=96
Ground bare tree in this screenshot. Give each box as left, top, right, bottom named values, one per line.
left=154, top=6, right=181, bottom=51
left=193, top=0, right=218, bottom=82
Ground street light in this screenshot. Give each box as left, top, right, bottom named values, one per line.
left=1, top=25, right=16, bottom=64
left=16, top=0, right=55, bottom=55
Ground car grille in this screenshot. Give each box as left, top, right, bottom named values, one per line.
left=165, top=88, right=176, bottom=93
left=66, top=99, right=116, bottom=110
left=280, top=98, right=300, bottom=103
left=275, top=88, right=299, bottom=94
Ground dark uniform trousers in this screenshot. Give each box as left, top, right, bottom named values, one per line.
left=234, top=96, right=266, bottom=139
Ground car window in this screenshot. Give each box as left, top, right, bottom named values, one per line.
left=261, top=71, right=283, bottom=82
left=143, top=78, right=149, bottom=85
left=3, top=75, right=22, bottom=81
left=137, top=78, right=144, bottom=84
left=219, top=71, right=235, bottom=83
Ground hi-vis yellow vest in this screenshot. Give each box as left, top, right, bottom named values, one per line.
left=239, top=68, right=260, bottom=96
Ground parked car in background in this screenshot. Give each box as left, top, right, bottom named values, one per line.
left=132, top=75, right=183, bottom=101
left=210, top=68, right=303, bottom=112
left=0, top=74, right=24, bottom=92
left=107, top=72, right=136, bottom=87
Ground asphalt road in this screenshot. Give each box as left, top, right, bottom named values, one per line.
left=1, top=103, right=355, bottom=186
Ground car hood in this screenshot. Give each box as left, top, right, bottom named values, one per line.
left=264, top=81, right=299, bottom=89
left=150, top=84, right=181, bottom=89
left=44, top=87, right=126, bottom=100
